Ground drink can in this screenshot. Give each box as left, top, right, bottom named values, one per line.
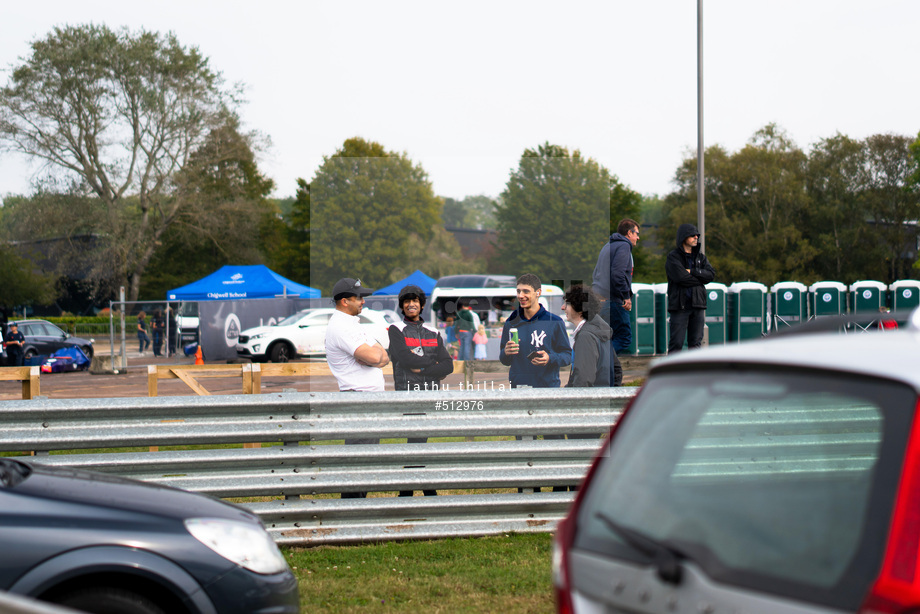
left=510, top=328, right=518, bottom=344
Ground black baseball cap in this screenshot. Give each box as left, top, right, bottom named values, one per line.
left=332, top=278, right=374, bottom=300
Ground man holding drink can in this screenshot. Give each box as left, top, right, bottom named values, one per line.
left=499, top=273, right=572, bottom=388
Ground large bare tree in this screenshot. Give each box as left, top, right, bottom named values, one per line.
left=0, top=24, right=247, bottom=300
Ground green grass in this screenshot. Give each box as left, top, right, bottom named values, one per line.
left=286, top=533, right=554, bottom=613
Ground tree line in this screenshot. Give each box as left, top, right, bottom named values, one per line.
left=655, top=124, right=920, bottom=287
left=0, top=25, right=918, bottom=313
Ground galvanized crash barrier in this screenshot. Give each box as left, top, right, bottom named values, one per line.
left=0, top=388, right=634, bottom=545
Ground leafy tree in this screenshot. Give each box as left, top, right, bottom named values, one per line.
left=442, top=195, right=498, bottom=230
left=390, top=225, right=480, bottom=281
left=0, top=189, right=118, bottom=305
left=491, top=143, right=612, bottom=286
left=634, top=193, right=666, bottom=283
left=0, top=244, right=56, bottom=312
left=273, top=179, right=312, bottom=285
left=309, top=138, right=442, bottom=293
left=138, top=116, right=278, bottom=298
left=805, top=133, right=882, bottom=281
left=0, top=24, right=249, bottom=301
left=911, top=131, right=920, bottom=273
left=609, top=177, right=651, bottom=281
left=861, top=133, right=920, bottom=281
left=663, top=125, right=817, bottom=285
left=442, top=198, right=477, bottom=228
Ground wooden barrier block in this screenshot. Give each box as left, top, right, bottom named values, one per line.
left=0, top=366, right=40, bottom=400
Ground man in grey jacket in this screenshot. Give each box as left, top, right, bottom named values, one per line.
left=562, top=285, right=619, bottom=387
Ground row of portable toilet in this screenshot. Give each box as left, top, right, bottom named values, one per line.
left=625, top=279, right=920, bottom=355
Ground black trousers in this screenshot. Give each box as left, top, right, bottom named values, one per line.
left=399, top=437, right=437, bottom=497
left=668, top=308, right=706, bottom=353
left=341, top=437, right=379, bottom=498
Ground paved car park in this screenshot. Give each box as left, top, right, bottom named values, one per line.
left=0, top=350, right=651, bottom=400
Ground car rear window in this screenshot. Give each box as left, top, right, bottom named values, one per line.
left=574, top=367, right=915, bottom=610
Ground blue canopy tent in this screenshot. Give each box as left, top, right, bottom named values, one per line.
left=372, top=270, right=437, bottom=296
left=167, top=265, right=319, bottom=300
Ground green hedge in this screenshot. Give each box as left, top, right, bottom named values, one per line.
left=41, top=316, right=122, bottom=336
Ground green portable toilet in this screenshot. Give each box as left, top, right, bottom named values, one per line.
left=771, top=281, right=808, bottom=330
left=849, top=280, right=887, bottom=314
left=889, top=280, right=920, bottom=325
left=653, top=283, right=670, bottom=354
left=704, top=283, right=728, bottom=345
left=728, top=282, right=768, bottom=342
left=628, top=283, right=656, bottom=355
left=809, top=281, right=847, bottom=318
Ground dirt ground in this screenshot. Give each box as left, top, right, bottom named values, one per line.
left=0, top=351, right=652, bottom=401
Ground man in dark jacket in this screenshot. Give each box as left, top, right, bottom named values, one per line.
left=388, top=285, right=454, bottom=392
left=387, top=284, right=454, bottom=497
left=592, top=218, right=639, bottom=385
left=499, top=274, right=572, bottom=388
left=666, top=223, right=716, bottom=353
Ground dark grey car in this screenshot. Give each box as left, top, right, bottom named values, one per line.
left=3, top=320, right=94, bottom=363
left=0, top=458, right=298, bottom=614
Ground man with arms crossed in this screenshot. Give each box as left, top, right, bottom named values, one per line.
left=325, top=277, right=390, bottom=498
left=666, top=224, right=715, bottom=353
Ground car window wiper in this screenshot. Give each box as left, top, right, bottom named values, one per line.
left=595, top=511, right=685, bottom=585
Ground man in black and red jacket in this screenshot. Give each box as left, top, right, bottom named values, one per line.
left=387, top=284, right=454, bottom=496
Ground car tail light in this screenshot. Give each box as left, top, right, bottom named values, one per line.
left=552, top=392, right=640, bottom=613
left=553, top=516, right=576, bottom=614
left=860, top=398, right=920, bottom=614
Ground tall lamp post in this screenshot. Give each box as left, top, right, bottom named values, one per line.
left=697, top=0, right=705, bottom=252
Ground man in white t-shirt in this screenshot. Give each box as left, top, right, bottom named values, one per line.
left=325, top=277, right=390, bottom=391
left=325, top=277, right=390, bottom=498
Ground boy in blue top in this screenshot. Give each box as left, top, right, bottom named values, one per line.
left=499, top=273, right=572, bottom=388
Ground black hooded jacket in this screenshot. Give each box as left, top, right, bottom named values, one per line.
left=665, top=223, right=716, bottom=311
left=387, top=285, right=454, bottom=391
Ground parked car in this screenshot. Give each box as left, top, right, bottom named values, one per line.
left=554, top=309, right=920, bottom=614
left=2, top=320, right=94, bottom=365
left=0, top=457, right=298, bottom=614
left=236, top=307, right=394, bottom=362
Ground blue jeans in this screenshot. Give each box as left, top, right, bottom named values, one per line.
left=138, top=332, right=150, bottom=353
left=608, top=301, right=632, bottom=354
left=458, top=330, right=473, bottom=361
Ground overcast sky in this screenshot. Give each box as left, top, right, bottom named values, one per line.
left=1, top=1, right=918, bottom=204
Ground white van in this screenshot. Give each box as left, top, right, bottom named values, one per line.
left=429, top=285, right=565, bottom=359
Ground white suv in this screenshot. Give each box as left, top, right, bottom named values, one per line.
left=235, top=308, right=394, bottom=362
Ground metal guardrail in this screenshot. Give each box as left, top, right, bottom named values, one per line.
left=1, top=388, right=635, bottom=545
left=0, top=591, right=81, bottom=614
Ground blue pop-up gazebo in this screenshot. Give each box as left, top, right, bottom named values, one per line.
left=372, top=270, right=437, bottom=296
left=167, top=265, right=319, bottom=300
